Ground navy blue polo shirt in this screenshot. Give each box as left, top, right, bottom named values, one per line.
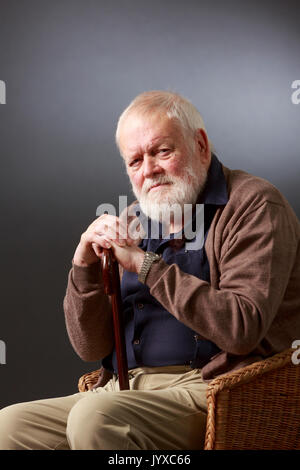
left=102, top=154, right=228, bottom=374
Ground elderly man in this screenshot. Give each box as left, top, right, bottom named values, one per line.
left=0, top=91, right=299, bottom=450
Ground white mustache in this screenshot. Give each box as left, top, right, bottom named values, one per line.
left=142, top=177, right=175, bottom=193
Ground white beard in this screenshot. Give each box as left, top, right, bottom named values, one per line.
left=131, top=164, right=207, bottom=223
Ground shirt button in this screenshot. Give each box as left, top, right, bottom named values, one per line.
left=137, top=303, right=144, bottom=309
left=133, top=339, right=140, bottom=345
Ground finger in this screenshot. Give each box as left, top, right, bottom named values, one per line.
left=83, top=231, right=112, bottom=256
left=97, top=215, right=128, bottom=233
left=87, top=215, right=129, bottom=244
left=91, top=242, right=102, bottom=257
left=96, top=217, right=130, bottom=241
left=93, top=235, right=112, bottom=249
left=95, top=226, right=128, bottom=246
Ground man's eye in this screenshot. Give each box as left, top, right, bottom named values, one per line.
left=159, top=148, right=169, bottom=154
left=129, top=159, right=140, bottom=167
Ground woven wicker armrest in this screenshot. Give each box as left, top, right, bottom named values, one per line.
left=204, top=348, right=300, bottom=450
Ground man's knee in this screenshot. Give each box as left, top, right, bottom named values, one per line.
left=66, top=392, right=132, bottom=450
left=0, top=403, right=30, bottom=449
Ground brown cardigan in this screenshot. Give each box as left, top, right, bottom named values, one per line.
left=63, top=165, right=300, bottom=381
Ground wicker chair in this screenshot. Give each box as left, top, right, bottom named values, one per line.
left=78, top=347, right=300, bottom=450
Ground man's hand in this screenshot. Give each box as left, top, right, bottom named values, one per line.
left=73, top=214, right=145, bottom=273
left=103, top=239, right=145, bottom=274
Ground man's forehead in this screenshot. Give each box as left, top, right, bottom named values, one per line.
left=119, top=113, right=180, bottom=152
left=122, top=112, right=173, bottom=133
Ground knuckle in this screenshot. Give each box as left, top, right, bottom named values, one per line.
left=80, top=232, right=87, bottom=242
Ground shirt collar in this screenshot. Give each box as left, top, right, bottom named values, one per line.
left=197, top=152, right=228, bottom=206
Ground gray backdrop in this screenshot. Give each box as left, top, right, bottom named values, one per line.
left=0, top=0, right=299, bottom=408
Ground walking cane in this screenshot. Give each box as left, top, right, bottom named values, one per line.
left=100, top=248, right=130, bottom=390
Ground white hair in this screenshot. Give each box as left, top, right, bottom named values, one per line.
left=115, top=90, right=213, bottom=151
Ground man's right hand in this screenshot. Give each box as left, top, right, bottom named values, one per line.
left=73, top=214, right=134, bottom=267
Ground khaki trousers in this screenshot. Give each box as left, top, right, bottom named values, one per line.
left=0, top=365, right=208, bottom=450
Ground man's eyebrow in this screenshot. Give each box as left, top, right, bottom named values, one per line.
left=124, top=136, right=174, bottom=161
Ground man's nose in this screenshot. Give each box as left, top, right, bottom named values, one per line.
left=143, top=155, right=161, bottom=178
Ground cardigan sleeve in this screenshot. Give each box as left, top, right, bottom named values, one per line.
left=145, top=201, right=299, bottom=355
left=63, top=260, right=114, bottom=361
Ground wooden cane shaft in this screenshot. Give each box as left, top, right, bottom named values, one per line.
left=101, top=248, right=129, bottom=390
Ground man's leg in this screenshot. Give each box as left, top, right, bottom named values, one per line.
left=0, top=366, right=208, bottom=450
left=67, top=365, right=208, bottom=450
left=0, top=392, right=83, bottom=450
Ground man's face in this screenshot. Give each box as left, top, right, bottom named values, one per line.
left=118, top=112, right=209, bottom=221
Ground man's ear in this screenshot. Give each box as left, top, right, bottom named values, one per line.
left=195, top=129, right=211, bottom=167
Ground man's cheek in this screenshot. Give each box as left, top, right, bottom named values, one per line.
left=166, top=155, right=184, bottom=176
left=130, top=175, right=143, bottom=195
